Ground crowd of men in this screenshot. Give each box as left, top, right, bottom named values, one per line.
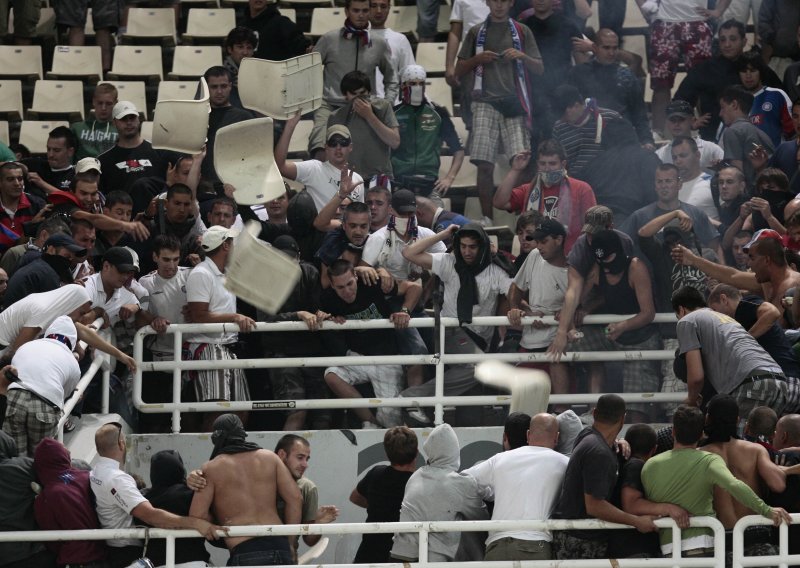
left=1, top=0, right=800, bottom=563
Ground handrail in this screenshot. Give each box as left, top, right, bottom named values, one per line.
left=55, top=318, right=110, bottom=441
left=731, top=514, right=800, bottom=568
left=132, top=314, right=681, bottom=432
left=0, top=516, right=726, bottom=568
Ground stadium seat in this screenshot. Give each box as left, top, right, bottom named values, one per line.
left=425, top=77, right=453, bottom=115
left=180, top=0, right=220, bottom=6
left=441, top=197, right=451, bottom=211
left=19, top=120, right=69, bottom=154
left=28, top=80, right=85, bottom=121
left=415, top=42, right=447, bottom=75
left=279, top=0, right=333, bottom=7
left=168, top=46, right=222, bottom=79
left=0, top=46, right=43, bottom=80
left=183, top=8, right=236, bottom=44
left=47, top=45, right=103, bottom=83
left=141, top=121, right=153, bottom=141
left=282, top=8, right=297, bottom=23
left=101, top=81, right=148, bottom=119
left=0, top=80, right=23, bottom=121
left=219, top=0, right=247, bottom=7
left=0, top=121, right=8, bottom=146
left=287, top=120, right=313, bottom=156
left=107, top=46, right=164, bottom=81
left=440, top=155, right=476, bottom=190
left=157, top=80, right=200, bottom=104
left=449, top=116, right=469, bottom=151
left=386, top=5, right=416, bottom=34
left=309, top=7, right=344, bottom=37
left=123, top=8, right=177, bottom=45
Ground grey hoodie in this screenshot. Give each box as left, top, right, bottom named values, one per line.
left=391, top=424, right=488, bottom=561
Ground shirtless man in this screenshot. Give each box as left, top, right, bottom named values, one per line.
left=672, top=233, right=800, bottom=325
left=189, top=414, right=303, bottom=565
left=701, top=395, right=787, bottom=558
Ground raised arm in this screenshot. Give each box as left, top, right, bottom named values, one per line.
left=313, top=168, right=362, bottom=231
left=638, top=209, right=693, bottom=239
left=401, top=224, right=457, bottom=271
left=275, top=112, right=301, bottom=180
left=493, top=151, right=530, bottom=211
left=671, top=244, right=760, bottom=293
left=749, top=301, right=781, bottom=339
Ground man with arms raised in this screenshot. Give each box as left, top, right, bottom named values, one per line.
left=190, top=414, right=302, bottom=566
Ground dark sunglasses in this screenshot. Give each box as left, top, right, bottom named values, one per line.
left=327, top=138, right=351, bottom=148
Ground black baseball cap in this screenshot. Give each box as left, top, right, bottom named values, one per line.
left=531, top=218, right=567, bottom=241
left=103, top=246, right=137, bottom=273
left=45, top=233, right=87, bottom=256
left=391, top=189, right=416, bottom=214
left=665, top=100, right=693, bottom=118
left=273, top=235, right=300, bottom=257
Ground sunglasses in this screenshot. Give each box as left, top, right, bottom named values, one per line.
left=327, top=138, right=351, bottom=148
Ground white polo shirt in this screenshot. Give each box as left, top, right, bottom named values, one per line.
left=362, top=226, right=446, bottom=280
left=90, top=456, right=148, bottom=548
left=139, top=267, right=190, bottom=355
left=83, top=273, right=140, bottom=326
left=185, top=257, right=237, bottom=345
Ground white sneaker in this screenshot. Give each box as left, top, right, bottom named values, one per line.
left=406, top=408, right=432, bottom=425
left=361, top=421, right=380, bottom=429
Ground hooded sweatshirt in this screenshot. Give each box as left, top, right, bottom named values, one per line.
left=391, top=424, right=487, bottom=561
left=144, top=450, right=210, bottom=566
left=0, top=431, right=42, bottom=565
left=33, top=438, right=107, bottom=565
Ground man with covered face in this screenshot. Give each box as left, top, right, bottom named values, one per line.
left=401, top=223, right=513, bottom=404
left=569, top=230, right=659, bottom=420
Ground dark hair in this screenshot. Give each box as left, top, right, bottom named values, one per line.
left=756, top=168, right=790, bottom=193
left=750, top=236, right=787, bottom=267
left=345, top=0, right=369, bottom=8
left=203, top=65, right=232, bottom=82
left=210, top=197, right=236, bottom=212
left=384, top=426, right=418, bottom=465
left=166, top=183, right=193, bottom=200
left=707, top=283, right=741, bottom=305
left=70, top=171, right=100, bottom=191
left=69, top=217, right=95, bottom=234
left=550, top=84, right=583, bottom=117
left=0, top=161, right=22, bottom=176
left=9, top=143, right=30, bottom=159
left=343, top=201, right=369, bottom=221
left=504, top=412, right=531, bottom=450
left=671, top=285, right=707, bottom=312
left=735, top=49, right=769, bottom=77
left=746, top=406, right=778, bottom=440
left=515, top=210, right=542, bottom=232
left=673, top=405, right=705, bottom=445
left=105, top=190, right=133, bottom=209
left=366, top=185, right=390, bottom=199
left=719, top=18, right=746, bottom=39
left=152, top=234, right=181, bottom=255
left=275, top=434, right=310, bottom=455
left=537, top=139, right=566, bottom=162
left=719, top=165, right=746, bottom=183
left=341, top=70, right=371, bottom=95
left=656, top=163, right=680, bottom=178
left=328, top=258, right=355, bottom=278
left=49, top=126, right=78, bottom=150
left=671, top=135, right=698, bottom=153
left=734, top=229, right=754, bottom=240
left=625, top=424, right=657, bottom=457
left=225, top=26, right=258, bottom=50
left=704, top=394, right=739, bottom=443
left=720, top=85, right=754, bottom=112
left=38, top=216, right=70, bottom=238
left=594, top=394, right=626, bottom=425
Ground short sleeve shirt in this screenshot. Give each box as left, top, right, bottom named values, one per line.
left=362, top=226, right=446, bottom=280
left=82, top=273, right=140, bottom=326
left=450, top=0, right=490, bottom=41
left=294, top=160, right=364, bottom=213
left=90, top=456, right=148, bottom=548
left=513, top=249, right=568, bottom=349
left=185, top=257, right=237, bottom=344
left=138, top=267, right=190, bottom=354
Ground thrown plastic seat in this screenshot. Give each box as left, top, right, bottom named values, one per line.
left=20, top=120, right=70, bottom=154
left=0, top=46, right=43, bottom=80
left=107, top=45, right=164, bottom=81
left=168, top=46, right=222, bottom=79
left=28, top=80, right=85, bottom=121
left=475, top=360, right=551, bottom=415
left=214, top=117, right=285, bottom=205
left=140, top=121, right=153, bottom=141
left=0, top=80, right=24, bottom=121
left=151, top=77, right=209, bottom=154
left=47, top=45, right=103, bottom=83
left=238, top=53, right=323, bottom=119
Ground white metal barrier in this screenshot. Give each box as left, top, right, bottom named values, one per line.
left=132, top=314, right=682, bottom=432
left=732, top=514, right=800, bottom=568
left=0, top=517, right=726, bottom=568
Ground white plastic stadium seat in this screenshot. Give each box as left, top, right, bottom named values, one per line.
left=168, top=46, right=222, bottom=79
left=107, top=46, right=164, bottom=81
left=101, top=81, right=148, bottom=119
left=0, top=80, right=24, bottom=121
left=48, top=45, right=103, bottom=83
left=19, top=120, right=69, bottom=154
left=183, top=8, right=236, bottom=43
left=123, top=8, right=177, bottom=45
left=0, top=46, right=43, bottom=80
left=28, top=80, right=85, bottom=121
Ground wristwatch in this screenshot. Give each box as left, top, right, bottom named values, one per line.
left=401, top=307, right=410, bottom=314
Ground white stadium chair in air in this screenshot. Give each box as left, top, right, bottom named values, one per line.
left=151, top=77, right=210, bottom=154
left=238, top=53, right=323, bottom=119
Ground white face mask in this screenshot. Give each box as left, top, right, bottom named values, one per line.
left=394, top=216, right=409, bottom=234
left=409, top=85, right=424, bottom=106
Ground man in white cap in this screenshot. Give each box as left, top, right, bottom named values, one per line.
left=392, top=64, right=465, bottom=198
left=184, top=225, right=255, bottom=431
left=97, top=100, right=172, bottom=195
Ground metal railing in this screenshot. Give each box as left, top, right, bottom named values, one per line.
left=132, top=314, right=682, bottom=432
left=731, top=514, right=800, bottom=568
left=0, top=516, right=726, bottom=568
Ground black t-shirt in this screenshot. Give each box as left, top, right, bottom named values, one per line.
left=21, top=158, right=74, bottom=200
left=97, top=141, right=172, bottom=195
left=320, top=280, right=398, bottom=356
left=735, top=297, right=800, bottom=376
left=555, top=427, right=619, bottom=540
left=353, top=465, right=413, bottom=563
left=608, top=458, right=660, bottom=557
left=523, top=13, right=581, bottom=89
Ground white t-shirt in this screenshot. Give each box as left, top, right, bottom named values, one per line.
left=139, top=267, right=190, bottom=354
left=462, top=445, right=569, bottom=544
left=294, top=160, right=365, bottom=212
left=679, top=173, right=718, bottom=221
left=656, top=0, right=705, bottom=22
left=9, top=336, right=80, bottom=408
left=450, top=0, right=490, bottom=41
left=362, top=225, right=446, bottom=280
left=431, top=252, right=512, bottom=341
left=83, top=273, right=141, bottom=326
left=185, top=257, right=237, bottom=345
left=0, top=284, right=90, bottom=347
left=656, top=136, right=724, bottom=170
left=90, top=456, right=149, bottom=548
left=513, top=250, right=568, bottom=349
left=372, top=28, right=415, bottom=100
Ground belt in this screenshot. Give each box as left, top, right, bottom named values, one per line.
left=740, top=372, right=786, bottom=386
left=21, top=388, right=61, bottom=411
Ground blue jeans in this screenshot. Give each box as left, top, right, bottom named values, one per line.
left=416, top=0, right=439, bottom=38
left=227, top=537, right=294, bottom=566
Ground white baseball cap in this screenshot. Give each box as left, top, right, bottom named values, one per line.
left=75, top=157, right=102, bottom=174
left=201, top=225, right=239, bottom=251
left=113, top=100, right=139, bottom=120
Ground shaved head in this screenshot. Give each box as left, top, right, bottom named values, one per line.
left=95, top=423, right=123, bottom=456
left=528, top=413, right=559, bottom=448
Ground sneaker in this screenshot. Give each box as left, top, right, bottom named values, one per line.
left=406, top=408, right=432, bottom=425
left=63, top=417, right=77, bottom=433
left=361, top=421, right=380, bottom=429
